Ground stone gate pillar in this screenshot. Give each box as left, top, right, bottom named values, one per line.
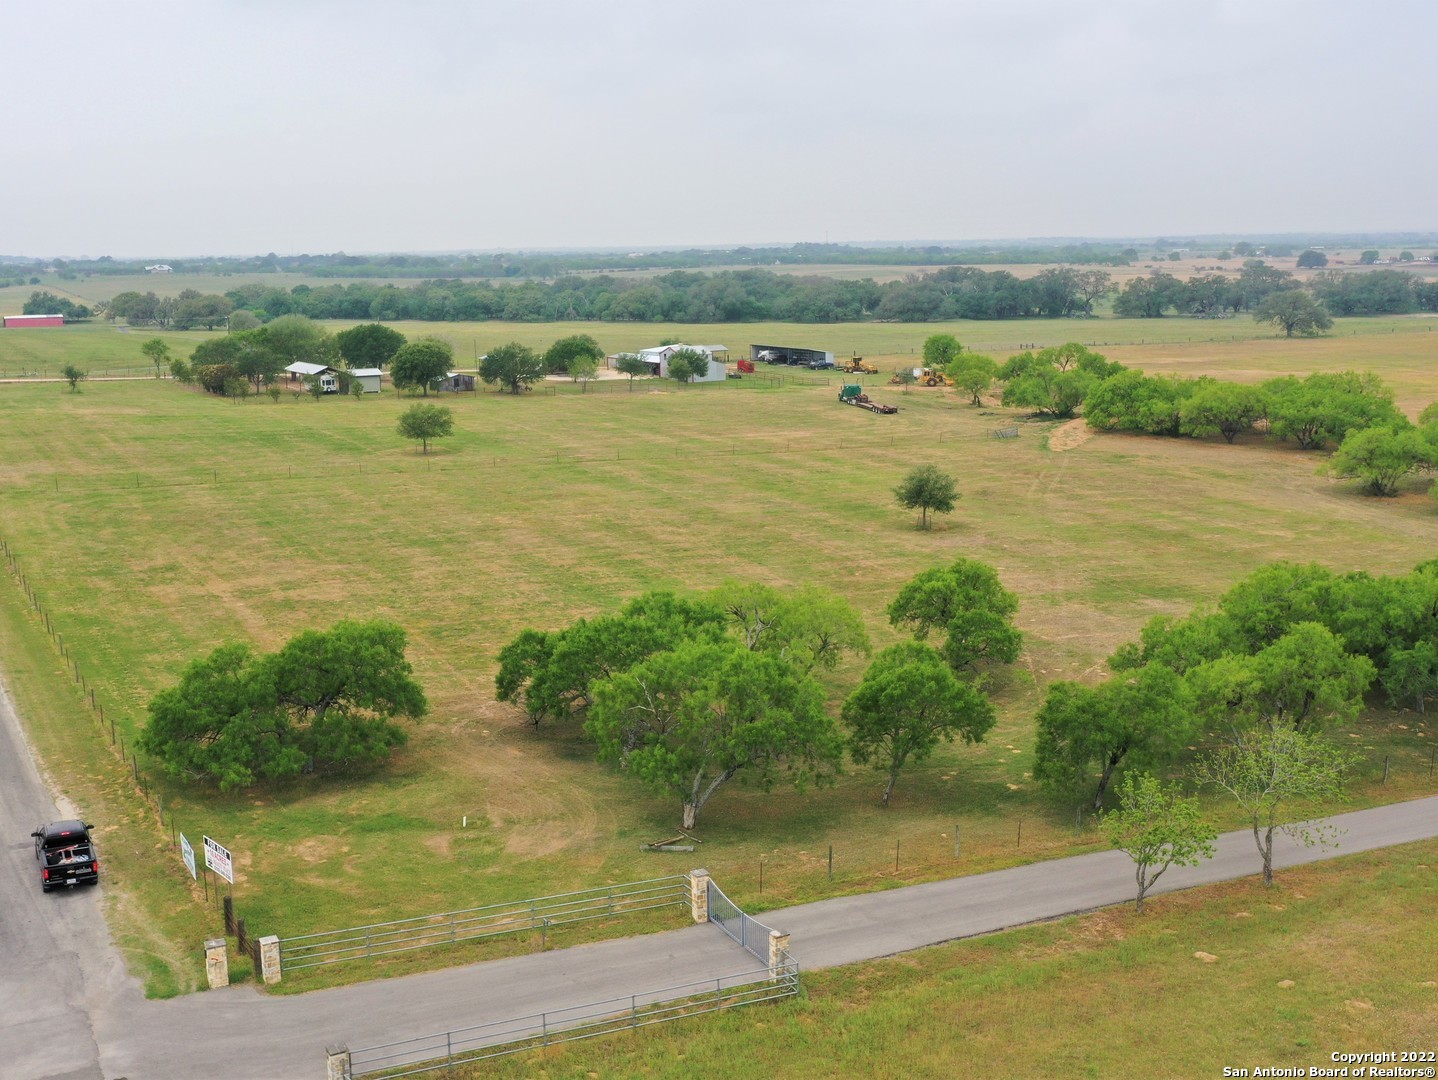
left=689, top=869, right=710, bottom=923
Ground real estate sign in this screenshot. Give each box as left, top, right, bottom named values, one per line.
left=203, top=835, right=233, bottom=884
left=179, top=833, right=196, bottom=880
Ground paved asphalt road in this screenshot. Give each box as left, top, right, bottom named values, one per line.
left=3, top=671, right=1435, bottom=1080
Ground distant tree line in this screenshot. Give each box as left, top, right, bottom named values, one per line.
left=107, top=289, right=234, bottom=330
left=496, top=567, right=1023, bottom=825
left=1112, top=263, right=1438, bottom=319
left=213, top=267, right=1121, bottom=324
left=195, top=262, right=1436, bottom=326
left=0, top=243, right=1137, bottom=283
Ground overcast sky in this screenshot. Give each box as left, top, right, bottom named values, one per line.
left=5, top=0, right=1434, bottom=257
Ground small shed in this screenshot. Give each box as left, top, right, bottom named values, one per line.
left=351, top=367, right=383, bottom=393
left=284, top=361, right=338, bottom=392
left=439, top=371, right=475, bottom=392
left=3, top=314, right=64, bottom=328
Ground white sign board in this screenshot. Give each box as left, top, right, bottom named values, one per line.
left=179, top=833, right=197, bottom=880
left=203, top=835, right=233, bottom=884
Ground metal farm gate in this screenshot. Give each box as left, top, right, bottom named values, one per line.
left=706, top=878, right=775, bottom=965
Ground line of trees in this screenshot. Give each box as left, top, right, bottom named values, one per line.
left=1039, top=559, right=1438, bottom=888
left=1081, top=367, right=1438, bottom=498
left=108, top=289, right=234, bottom=330
left=75, top=260, right=1435, bottom=330
left=496, top=565, right=1022, bottom=825
left=1111, top=262, right=1438, bottom=320
left=22, top=290, right=92, bottom=320
left=207, top=268, right=1130, bottom=325
left=0, top=243, right=1138, bottom=283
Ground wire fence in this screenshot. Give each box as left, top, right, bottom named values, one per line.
left=0, top=366, right=166, bottom=379
left=276, top=876, right=689, bottom=973
left=0, top=536, right=251, bottom=961
left=343, top=954, right=800, bottom=1078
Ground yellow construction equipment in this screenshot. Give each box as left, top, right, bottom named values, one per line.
left=840, top=356, right=878, bottom=374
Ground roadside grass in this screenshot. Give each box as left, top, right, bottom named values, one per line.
left=452, top=838, right=1438, bottom=1080
left=0, top=333, right=1434, bottom=995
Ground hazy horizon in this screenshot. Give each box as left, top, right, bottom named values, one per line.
left=5, top=0, right=1434, bottom=257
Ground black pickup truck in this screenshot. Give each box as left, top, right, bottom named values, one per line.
left=30, top=820, right=100, bottom=892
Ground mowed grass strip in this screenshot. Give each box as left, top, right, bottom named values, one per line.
left=0, top=340, right=1434, bottom=993
left=448, top=839, right=1438, bottom=1080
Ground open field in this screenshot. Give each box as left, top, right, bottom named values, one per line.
left=457, top=838, right=1438, bottom=1079
left=0, top=323, right=1435, bottom=996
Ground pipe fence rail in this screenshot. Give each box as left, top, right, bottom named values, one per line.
left=343, top=956, right=800, bottom=1078
left=706, top=878, right=778, bottom=966
left=278, top=876, right=689, bottom=973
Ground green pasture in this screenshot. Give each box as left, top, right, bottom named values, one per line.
left=0, top=328, right=1434, bottom=996
left=459, top=839, right=1438, bottom=1079
left=3, top=311, right=1435, bottom=398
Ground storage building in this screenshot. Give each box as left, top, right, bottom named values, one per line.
left=636, top=344, right=729, bottom=383
left=3, top=314, right=64, bottom=328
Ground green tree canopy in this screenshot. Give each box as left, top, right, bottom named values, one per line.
left=480, top=341, right=546, bottom=394
left=495, top=592, right=727, bottom=726
left=1186, top=622, right=1375, bottom=736
left=1325, top=425, right=1434, bottom=496
left=23, top=290, right=92, bottom=320
left=999, top=343, right=1117, bottom=418
left=336, top=323, right=407, bottom=370
left=390, top=338, right=454, bottom=396
left=1262, top=371, right=1402, bottom=450
left=567, top=352, right=600, bottom=390
left=1101, top=773, right=1216, bottom=912
left=586, top=640, right=842, bottom=829
left=1195, top=727, right=1355, bottom=885
left=666, top=347, right=711, bottom=383
left=1083, top=370, right=1200, bottom=437
left=922, top=333, right=963, bottom=368
left=843, top=642, right=995, bottom=806
left=707, top=581, right=870, bottom=674
left=894, top=464, right=959, bottom=529
left=887, top=557, right=1022, bottom=676
left=139, top=620, right=425, bottom=790
left=1033, top=662, right=1197, bottom=809
left=1295, top=249, right=1328, bottom=269
left=262, top=314, right=337, bottom=366
left=542, top=334, right=604, bottom=375
left=615, top=352, right=648, bottom=387
left=141, top=337, right=171, bottom=377
left=945, top=353, right=997, bottom=405
left=1112, top=273, right=1185, bottom=317
left=192, top=329, right=283, bottom=389
left=1255, top=289, right=1333, bottom=337
left=397, top=402, right=455, bottom=453
left=1179, top=380, right=1269, bottom=443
